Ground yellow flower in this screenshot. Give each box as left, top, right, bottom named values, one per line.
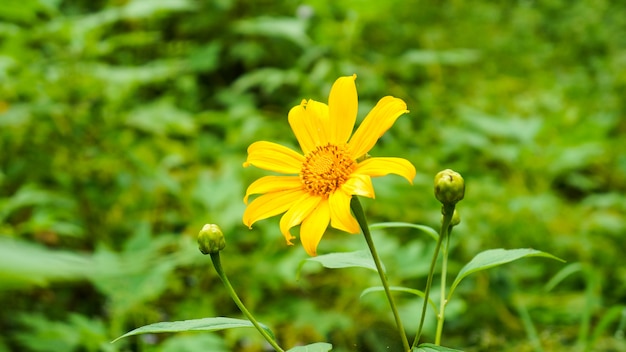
left=243, top=75, right=416, bottom=256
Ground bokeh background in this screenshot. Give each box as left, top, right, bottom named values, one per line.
left=1, top=0, right=625, bottom=351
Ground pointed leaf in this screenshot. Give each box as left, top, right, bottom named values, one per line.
left=112, top=317, right=273, bottom=343
left=370, top=222, right=438, bottom=241
left=544, top=262, right=583, bottom=292
left=449, top=248, right=565, bottom=299
left=414, top=343, right=464, bottom=351
left=287, top=342, right=333, bottom=352
left=0, top=237, right=94, bottom=290
left=361, top=286, right=438, bottom=314
left=300, top=250, right=383, bottom=273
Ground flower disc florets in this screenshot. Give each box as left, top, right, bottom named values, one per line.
left=300, top=144, right=356, bottom=198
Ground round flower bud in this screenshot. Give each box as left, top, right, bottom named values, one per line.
left=434, top=169, right=465, bottom=206
left=198, top=224, right=225, bottom=255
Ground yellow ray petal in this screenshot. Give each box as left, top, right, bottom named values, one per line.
left=300, top=200, right=330, bottom=256
left=328, top=74, right=358, bottom=145
left=279, top=193, right=323, bottom=244
left=288, top=99, right=330, bottom=154
left=329, top=190, right=360, bottom=234
left=243, top=189, right=306, bottom=228
left=288, top=101, right=315, bottom=154
left=341, top=173, right=375, bottom=199
left=356, top=157, right=416, bottom=184
left=304, top=99, right=331, bottom=146
left=348, top=96, right=408, bottom=158
left=244, top=176, right=303, bottom=204
left=244, top=141, right=304, bottom=174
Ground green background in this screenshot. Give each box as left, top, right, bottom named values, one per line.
left=1, top=0, right=625, bottom=351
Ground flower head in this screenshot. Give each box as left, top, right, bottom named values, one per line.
left=243, top=75, right=416, bottom=256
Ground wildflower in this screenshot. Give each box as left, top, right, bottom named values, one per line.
left=243, top=75, right=416, bottom=256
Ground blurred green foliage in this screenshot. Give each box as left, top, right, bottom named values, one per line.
left=1, top=0, right=625, bottom=351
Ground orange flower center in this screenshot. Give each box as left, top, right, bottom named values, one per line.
left=300, top=144, right=356, bottom=197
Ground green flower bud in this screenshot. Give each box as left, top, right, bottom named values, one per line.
left=434, top=169, right=465, bottom=206
left=198, top=224, right=225, bottom=255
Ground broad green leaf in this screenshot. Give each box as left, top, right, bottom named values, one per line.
left=361, top=286, right=438, bottom=314
left=233, top=17, right=310, bottom=47
left=121, top=0, right=194, bottom=19
left=112, top=317, right=273, bottom=343
left=449, top=248, right=565, bottom=299
left=401, top=49, right=481, bottom=66
left=300, top=250, right=382, bottom=274
left=0, top=238, right=93, bottom=290
left=414, top=343, right=464, bottom=351
left=287, top=342, right=333, bottom=352
left=125, top=99, right=196, bottom=136
left=370, top=222, right=439, bottom=241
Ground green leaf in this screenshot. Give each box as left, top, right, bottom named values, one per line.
left=544, top=262, right=583, bottom=292
left=0, top=238, right=93, bottom=290
left=370, top=222, right=439, bottom=241
left=125, top=99, right=196, bottom=136
left=360, top=286, right=438, bottom=314
left=287, top=342, right=333, bottom=352
left=233, top=16, right=310, bottom=47
left=449, top=248, right=565, bottom=299
left=401, top=49, right=481, bottom=66
left=111, top=317, right=273, bottom=343
left=300, top=250, right=382, bottom=274
left=414, top=343, right=464, bottom=351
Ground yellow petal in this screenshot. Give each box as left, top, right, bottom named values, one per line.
left=305, top=99, right=331, bottom=145
left=348, top=96, right=408, bottom=158
left=244, top=176, right=303, bottom=204
left=279, top=193, right=323, bottom=244
left=288, top=99, right=330, bottom=154
left=356, top=157, right=416, bottom=184
left=243, top=189, right=306, bottom=228
left=244, top=141, right=304, bottom=174
left=341, top=173, right=375, bottom=199
left=328, top=74, right=358, bottom=145
left=329, top=190, right=360, bottom=234
left=300, top=200, right=330, bottom=256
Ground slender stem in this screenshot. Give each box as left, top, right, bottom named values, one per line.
left=350, top=197, right=411, bottom=352
left=411, top=204, right=454, bottom=349
left=434, top=223, right=451, bottom=345
left=210, top=252, right=285, bottom=352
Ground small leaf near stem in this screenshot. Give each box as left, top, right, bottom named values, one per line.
left=210, top=252, right=285, bottom=352
left=350, top=196, right=411, bottom=352
left=412, top=204, right=454, bottom=349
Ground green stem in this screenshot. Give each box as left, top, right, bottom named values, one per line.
left=351, top=197, right=411, bottom=352
left=210, top=252, right=285, bottom=352
left=412, top=204, right=454, bottom=349
left=434, top=222, right=452, bottom=345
